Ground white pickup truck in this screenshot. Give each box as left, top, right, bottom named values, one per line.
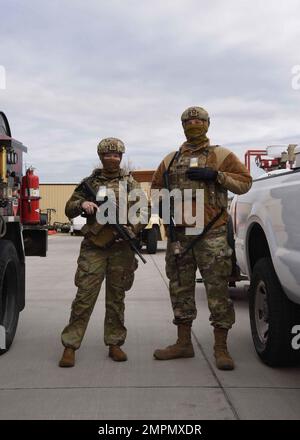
left=230, top=148, right=300, bottom=366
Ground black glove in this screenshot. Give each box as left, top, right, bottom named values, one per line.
left=186, top=167, right=218, bottom=181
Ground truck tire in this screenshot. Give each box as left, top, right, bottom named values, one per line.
left=227, top=215, right=240, bottom=286
left=0, top=240, right=21, bottom=355
left=227, top=215, right=235, bottom=250
left=249, top=257, right=300, bottom=366
left=146, top=226, right=158, bottom=254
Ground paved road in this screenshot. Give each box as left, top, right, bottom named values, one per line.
left=0, top=235, right=300, bottom=420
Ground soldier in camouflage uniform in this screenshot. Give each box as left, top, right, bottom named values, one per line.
left=59, top=138, right=145, bottom=367
left=151, top=107, right=252, bottom=370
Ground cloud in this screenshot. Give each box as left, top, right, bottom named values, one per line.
left=0, top=0, right=300, bottom=181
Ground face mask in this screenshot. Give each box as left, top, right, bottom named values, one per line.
left=101, top=155, right=121, bottom=172
left=184, top=124, right=208, bottom=143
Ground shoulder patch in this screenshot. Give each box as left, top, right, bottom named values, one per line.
left=74, top=176, right=89, bottom=192
left=163, top=151, right=177, bottom=170
left=77, top=168, right=103, bottom=189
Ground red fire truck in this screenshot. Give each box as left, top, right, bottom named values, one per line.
left=0, top=111, right=47, bottom=354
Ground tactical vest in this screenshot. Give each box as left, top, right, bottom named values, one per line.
left=165, top=146, right=228, bottom=209
left=87, top=169, right=133, bottom=206
left=81, top=169, right=135, bottom=248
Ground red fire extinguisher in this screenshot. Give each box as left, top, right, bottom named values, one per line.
left=21, top=167, right=41, bottom=224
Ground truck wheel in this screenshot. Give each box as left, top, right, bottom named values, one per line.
left=227, top=215, right=235, bottom=250
left=0, top=240, right=21, bottom=355
left=249, top=257, right=300, bottom=366
left=146, top=226, right=158, bottom=254
left=227, top=215, right=240, bottom=285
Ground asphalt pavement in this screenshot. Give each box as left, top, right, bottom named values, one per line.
left=0, top=234, right=300, bottom=420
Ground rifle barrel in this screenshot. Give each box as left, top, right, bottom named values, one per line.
left=82, top=181, right=147, bottom=264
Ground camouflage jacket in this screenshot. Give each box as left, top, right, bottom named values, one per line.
left=65, top=168, right=148, bottom=244
left=151, top=141, right=252, bottom=229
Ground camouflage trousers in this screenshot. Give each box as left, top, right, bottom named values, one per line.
left=166, top=226, right=235, bottom=330
left=61, top=238, right=138, bottom=350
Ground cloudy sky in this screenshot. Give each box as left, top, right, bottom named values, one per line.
left=1, top=0, right=300, bottom=182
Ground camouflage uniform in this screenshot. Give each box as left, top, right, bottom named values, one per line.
left=61, top=139, right=144, bottom=351
left=166, top=227, right=234, bottom=329
left=152, top=107, right=252, bottom=330
left=62, top=237, right=137, bottom=349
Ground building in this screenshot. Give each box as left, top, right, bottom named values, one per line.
left=39, top=183, right=76, bottom=224
left=39, top=170, right=155, bottom=225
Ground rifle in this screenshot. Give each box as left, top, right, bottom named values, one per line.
left=81, top=180, right=147, bottom=264
left=162, top=151, right=225, bottom=285
left=163, top=169, right=183, bottom=286
left=179, top=207, right=224, bottom=257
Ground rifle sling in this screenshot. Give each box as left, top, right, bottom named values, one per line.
left=179, top=208, right=225, bottom=257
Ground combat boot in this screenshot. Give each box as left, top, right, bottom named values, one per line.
left=109, top=345, right=128, bottom=362
left=59, top=347, right=75, bottom=367
left=153, top=324, right=195, bottom=360
left=213, top=328, right=235, bottom=370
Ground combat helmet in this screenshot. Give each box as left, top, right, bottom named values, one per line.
left=97, top=137, right=125, bottom=156
left=181, top=106, right=210, bottom=125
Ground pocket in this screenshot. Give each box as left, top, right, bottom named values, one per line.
left=216, top=242, right=233, bottom=260
left=109, top=266, right=135, bottom=291
left=199, top=233, right=232, bottom=271
left=132, top=257, right=139, bottom=272
left=74, top=258, right=90, bottom=287
left=123, top=257, right=138, bottom=290
left=123, top=270, right=135, bottom=291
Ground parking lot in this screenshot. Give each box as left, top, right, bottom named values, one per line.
left=0, top=234, right=300, bottom=420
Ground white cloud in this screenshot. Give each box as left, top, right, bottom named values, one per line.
left=0, top=0, right=300, bottom=181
